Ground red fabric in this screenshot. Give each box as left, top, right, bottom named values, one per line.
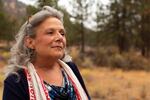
left=24, top=69, right=36, bottom=100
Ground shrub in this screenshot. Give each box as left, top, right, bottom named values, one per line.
left=109, top=54, right=129, bottom=69
left=94, top=46, right=150, bottom=71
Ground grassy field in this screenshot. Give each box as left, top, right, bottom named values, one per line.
left=1, top=66, right=150, bottom=100
left=0, top=87, right=3, bottom=100
left=0, top=74, right=4, bottom=100
left=81, top=67, right=150, bottom=100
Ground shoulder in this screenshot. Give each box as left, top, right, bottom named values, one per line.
left=66, top=62, right=80, bottom=72
left=4, top=69, right=27, bottom=85
left=65, top=62, right=84, bottom=86
left=3, top=69, right=29, bottom=100
left=66, top=62, right=91, bottom=100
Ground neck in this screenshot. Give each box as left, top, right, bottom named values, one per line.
left=31, top=57, right=63, bottom=86
left=32, top=57, right=60, bottom=70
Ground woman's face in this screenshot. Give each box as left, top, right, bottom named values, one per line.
left=29, top=17, right=66, bottom=60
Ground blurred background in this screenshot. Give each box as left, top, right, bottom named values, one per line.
left=0, top=0, right=150, bottom=100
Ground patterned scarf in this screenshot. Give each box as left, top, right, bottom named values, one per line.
left=44, top=69, right=77, bottom=100
left=24, top=60, right=88, bottom=100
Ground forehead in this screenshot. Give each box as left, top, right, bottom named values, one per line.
left=37, top=17, right=64, bottom=29
left=33, top=17, right=65, bottom=37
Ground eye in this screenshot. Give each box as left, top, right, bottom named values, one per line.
left=46, top=31, right=53, bottom=35
left=48, top=31, right=53, bottom=34
left=59, top=29, right=66, bottom=36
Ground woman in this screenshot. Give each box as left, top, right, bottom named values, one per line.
left=3, top=6, right=90, bottom=100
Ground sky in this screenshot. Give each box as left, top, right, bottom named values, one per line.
left=18, top=0, right=37, bottom=5
left=18, top=0, right=109, bottom=6
left=17, top=0, right=110, bottom=30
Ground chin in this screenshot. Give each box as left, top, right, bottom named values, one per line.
left=53, top=53, right=64, bottom=59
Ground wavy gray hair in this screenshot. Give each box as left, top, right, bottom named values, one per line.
left=6, top=6, right=71, bottom=75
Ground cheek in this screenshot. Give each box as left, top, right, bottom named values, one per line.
left=34, top=37, right=52, bottom=50
left=63, top=38, right=67, bottom=47
left=36, top=36, right=53, bottom=44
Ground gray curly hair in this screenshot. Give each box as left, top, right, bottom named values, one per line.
left=6, top=6, right=71, bottom=75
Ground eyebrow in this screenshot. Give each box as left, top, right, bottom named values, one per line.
left=45, top=28, right=66, bottom=33
left=46, top=28, right=66, bottom=32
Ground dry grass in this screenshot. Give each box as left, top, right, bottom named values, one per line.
left=0, top=87, right=3, bottom=100
left=1, top=62, right=150, bottom=100
left=0, top=73, right=4, bottom=100
left=80, top=67, right=150, bottom=100
left=0, top=62, right=5, bottom=100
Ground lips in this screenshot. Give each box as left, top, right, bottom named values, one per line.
left=51, top=46, right=63, bottom=49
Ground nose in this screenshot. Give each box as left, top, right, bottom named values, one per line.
left=55, top=31, right=64, bottom=42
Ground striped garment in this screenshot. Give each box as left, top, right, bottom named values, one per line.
left=24, top=60, right=88, bottom=100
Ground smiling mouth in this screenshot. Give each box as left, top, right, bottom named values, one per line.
left=51, top=46, right=63, bottom=49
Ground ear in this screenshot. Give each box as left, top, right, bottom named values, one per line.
left=24, top=36, right=35, bottom=49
